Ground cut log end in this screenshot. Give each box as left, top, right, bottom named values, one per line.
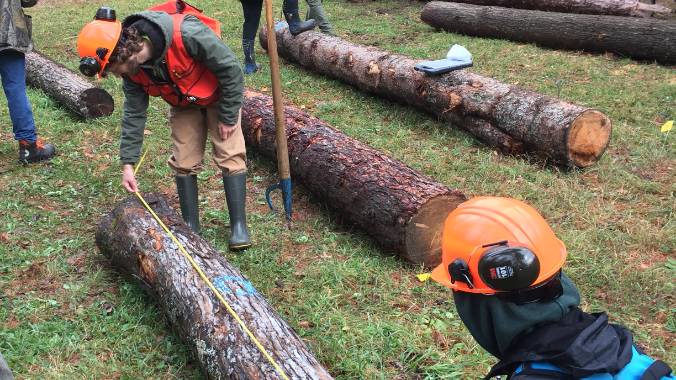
left=81, top=88, right=115, bottom=117
left=567, top=110, right=612, bottom=168
left=404, top=194, right=466, bottom=268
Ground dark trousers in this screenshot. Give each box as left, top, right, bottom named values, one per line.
left=241, top=0, right=264, bottom=41
left=0, top=50, right=37, bottom=142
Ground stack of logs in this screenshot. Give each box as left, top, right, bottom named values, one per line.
left=421, top=0, right=676, bottom=64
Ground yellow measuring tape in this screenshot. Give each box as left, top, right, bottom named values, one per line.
left=133, top=151, right=290, bottom=380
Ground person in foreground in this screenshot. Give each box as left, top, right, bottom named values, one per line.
left=431, top=196, right=674, bottom=379
left=76, top=3, right=251, bottom=250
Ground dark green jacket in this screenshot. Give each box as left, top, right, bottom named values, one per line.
left=453, top=272, right=580, bottom=359
left=119, top=11, right=244, bottom=165
left=0, top=0, right=37, bottom=54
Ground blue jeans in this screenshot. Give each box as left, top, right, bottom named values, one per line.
left=0, top=50, right=37, bottom=142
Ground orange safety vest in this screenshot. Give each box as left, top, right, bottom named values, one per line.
left=127, top=12, right=219, bottom=107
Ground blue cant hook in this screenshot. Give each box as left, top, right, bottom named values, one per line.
left=265, top=178, right=292, bottom=221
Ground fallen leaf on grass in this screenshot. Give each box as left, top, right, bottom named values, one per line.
left=298, top=321, right=315, bottom=328
left=101, top=301, right=115, bottom=315
left=432, top=329, right=450, bottom=349
left=0, top=232, right=9, bottom=243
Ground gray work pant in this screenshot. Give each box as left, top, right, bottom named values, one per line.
left=305, top=0, right=334, bottom=35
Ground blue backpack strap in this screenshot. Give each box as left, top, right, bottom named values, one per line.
left=511, top=362, right=574, bottom=379
left=640, top=360, right=673, bottom=380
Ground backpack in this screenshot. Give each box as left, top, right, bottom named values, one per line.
left=148, top=0, right=221, bottom=37
left=511, top=347, right=674, bottom=380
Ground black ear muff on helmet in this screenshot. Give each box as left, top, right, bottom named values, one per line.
left=448, top=240, right=562, bottom=304
left=478, top=242, right=540, bottom=291
left=79, top=47, right=110, bottom=77
left=79, top=57, right=100, bottom=77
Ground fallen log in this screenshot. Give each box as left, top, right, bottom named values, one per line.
left=436, top=0, right=672, bottom=17
left=421, top=2, right=676, bottom=64
left=25, top=50, right=114, bottom=118
left=96, top=194, right=333, bottom=380
left=242, top=90, right=466, bottom=267
left=259, top=29, right=612, bottom=168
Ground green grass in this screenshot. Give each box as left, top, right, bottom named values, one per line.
left=1, top=0, right=674, bottom=378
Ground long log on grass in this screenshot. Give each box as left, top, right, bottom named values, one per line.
left=437, top=0, right=672, bottom=17
left=25, top=50, right=114, bottom=118
left=259, top=29, right=612, bottom=168
left=96, top=194, right=333, bottom=380
left=242, top=90, right=466, bottom=267
left=421, top=2, right=676, bottom=64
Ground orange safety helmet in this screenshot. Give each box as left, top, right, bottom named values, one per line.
left=431, top=197, right=567, bottom=303
left=76, top=7, right=122, bottom=77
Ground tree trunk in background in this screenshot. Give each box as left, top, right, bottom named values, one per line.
left=96, top=195, right=333, bottom=380
left=421, top=2, right=676, bottom=64
left=242, top=90, right=466, bottom=267
left=25, top=50, right=114, bottom=118
left=259, top=28, right=612, bottom=168
left=436, top=0, right=672, bottom=17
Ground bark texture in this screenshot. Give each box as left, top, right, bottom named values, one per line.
left=96, top=194, right=333, bottom=380
left=259, top=28, right=612, bottom=168
left=436, top=0, right=672, bottom=17
left=421, top=2, right=676, bottom=64
left=242, top=90, right=466, bottom=267
left=25, top=50, right=114, bottom=118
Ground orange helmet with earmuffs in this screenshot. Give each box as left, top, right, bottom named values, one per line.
left=76, top=7, right=122, bottom=77
left=431, top=197, right=567, bottom=304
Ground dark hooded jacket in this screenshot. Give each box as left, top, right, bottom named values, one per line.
left=0, top=0, right=37, bottom=54
left=453, top=273, right=641, bottom=379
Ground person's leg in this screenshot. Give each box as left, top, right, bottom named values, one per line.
left=0, top=50, right=55, bottom=163
left=0, top=51, right=36, bottom=142
left=283, top=0, right=316, bottom=35
left=241, top=0, right=263, bottom=74
left=206, top=106, right=250, bottom=250
left=167, top=106, right=208, bottom=233
left=305, top=0, right=334, bottom=35
left=0, top=351, right=14, bottom=380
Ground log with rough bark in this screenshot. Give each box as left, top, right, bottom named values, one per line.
left=437, top=0, right=672, bottom=17
left=25, top=50, right=114, bottom=118
left=96, top=194, right=333, bottom=380
left=421, top=2, right=676, bottom=64
left=259, top=29, right=612, bottom=168
left=242, top=90, right=466, bottom=267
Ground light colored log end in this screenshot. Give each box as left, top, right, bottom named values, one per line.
left=405, top=194, right=466, bottom=268
left=567, top=110, right=612, bottom=168
left=635, top=2, right=673, bottom=17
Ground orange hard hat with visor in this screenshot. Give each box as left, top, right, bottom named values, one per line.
left=76, top=7, right=122, bottom=77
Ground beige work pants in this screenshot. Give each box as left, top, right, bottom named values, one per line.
left=167, top=104, right=247, bottom=176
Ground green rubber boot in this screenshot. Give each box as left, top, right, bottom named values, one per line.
left=283, top=0, right=316, bottom=36
left=223, top=172, right=252, bottom=251
left=176, top=175, right=200, bottom=233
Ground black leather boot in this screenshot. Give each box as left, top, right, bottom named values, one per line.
left=176, top=175, right=200, bottom=233
left=18, top=138, right=56, bottom=164
left=283, top=0, right=316, bottom=36
left=223, top=172, right=252, bottom=251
